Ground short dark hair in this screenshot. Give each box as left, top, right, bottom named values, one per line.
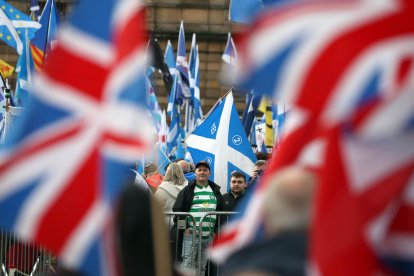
left=255, top=160, right=266, bottom=167
left=230, top=171, right=246, bottom=181
left=255, top=152, right=269, bottom=160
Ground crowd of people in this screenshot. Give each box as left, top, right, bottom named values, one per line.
left=0, top=149, right=314, bottom=276
left=128, top=150, right=313, bottom=276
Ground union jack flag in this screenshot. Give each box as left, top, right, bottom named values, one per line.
left=0, top=0, right=154, bottom=275
left=211, top=0, right=414, bottom=274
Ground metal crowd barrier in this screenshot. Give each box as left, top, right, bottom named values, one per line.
left=164, top=212, right=197, bottom=268
left=164, top=211, right=238, bottom=276
left=0, top=228, right=56, bottom=276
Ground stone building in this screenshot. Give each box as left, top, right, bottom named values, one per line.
left=1, top=0, right=248, bottom=115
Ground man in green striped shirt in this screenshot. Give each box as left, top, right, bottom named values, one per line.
left=173, top=161, right=224, bottom=275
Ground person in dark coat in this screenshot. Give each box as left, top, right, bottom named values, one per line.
left=222, top=166, right=316, bottom=276
left=172, top=161, right=224, bottom=275
left=117, top=183, right=174, bottom=276
left=222, top=171, right=247, bottom=212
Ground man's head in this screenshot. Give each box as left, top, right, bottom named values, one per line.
left=230, top=171, right=246, bottom=196
left=144, top=162, right=158, bottom=177
left=253, top=160, right=266, bottom=174
left=195, top=161, right=211, bottom=185
left=263, top=166, right=316, bottom=236
left=178, top=160, right=191, bottom=174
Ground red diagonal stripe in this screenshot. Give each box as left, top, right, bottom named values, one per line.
left=103, top=132, right=146, bottom=149
left=0, top=124, right=82, bottom=174
left=297, top=0, right=414, bottom=113
left=115, top=8, right=147, bottom=62
left=389, top=205, right=414, bottom=232
left=43, top=46, right=110, bottom=101
left=36, top=148, right=100, bottom=253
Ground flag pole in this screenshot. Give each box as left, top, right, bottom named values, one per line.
left=155, top=88, right=233, bottom=173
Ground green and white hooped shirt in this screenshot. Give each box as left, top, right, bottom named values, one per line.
left=187, top=184, right=217, bottom=238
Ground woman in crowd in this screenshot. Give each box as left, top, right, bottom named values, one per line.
left=154, top=162, right=187, bottom=265
left=154, top=163, right=187, bottom=224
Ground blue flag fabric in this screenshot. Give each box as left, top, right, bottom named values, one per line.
left=0, top=0, right=41, bottom=54
left=185, top=91, right=257, bottom=193
left=241, top=91, right=262, bottom=139
left=146, top=75, right=162, bottom=130
left=164, top=40, right=176, bottom=75
left=30, top=0, right=60, bottom=71
left=229, top=0, right=290, bottom=24
left=176, top=21, right=191, bottom=99
left=15, top=31, right=34, bottom=106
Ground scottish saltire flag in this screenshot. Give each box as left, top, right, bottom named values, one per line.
left=192, top=45, right=202, bottom=125
left=184, top=34, right=202, bottom=132
left=211, top=1, right=414, bottom=273
left=222, top=33, right=237, bottom=66
left=176, top=21, right=191, bottom=99
left=15, top=30, right=35, bottom=106
left=164, top=40, right=176, bottom=75
left=139, top=142, right=170, bottom=175
left=0, top=0, right=41, bottom=55
left=167, top=100, right=185, bottom=160
left=241, top=91, right=261, bottom=138
left=184, top=34, right=196, bottom=133
left=0, top=0, right=154, bottom=275
left=167, top=73, right=178, bottom=116
left=185, top=91, right=256, bottom=193
left=30, top=0, right=60, bottom=71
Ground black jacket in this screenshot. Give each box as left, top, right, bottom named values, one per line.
left=222, top=192, right=245, bottom=212
left=222, top=230, right=307, bottom=276
left=172, top=179, right=224, bottom=227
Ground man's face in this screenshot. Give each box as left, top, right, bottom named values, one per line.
left=253, top=164, right=265, bottom=174
left=230, top=176, right=246, bottom=195
left=195, top=166, right=210, bottom=183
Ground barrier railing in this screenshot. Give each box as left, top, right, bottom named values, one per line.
left=164, top=211, right=238, bottom=275
left=197, top=211, right=238, bottom=276
left=0, top=228, right=56, bottom=276
left=163, top=212, right=197, bottom=269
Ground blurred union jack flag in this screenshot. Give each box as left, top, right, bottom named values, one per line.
left=0, top=0, right=154, bottom=275
left=211, top=0, right=414, bottom=274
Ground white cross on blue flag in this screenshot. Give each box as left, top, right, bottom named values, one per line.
left=185, top=91, right=256, bottom=193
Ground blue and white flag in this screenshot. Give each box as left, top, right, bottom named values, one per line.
left=164, top=40, right=176, bottom=76
left=0, top=0, right=41, bottom=54
left=222, top=33, right=237, bottom=66
left=185, top=34, right=202, bottom=133
left=185, top=91, right=257, bottom=193
left=176, top=21, right=191, bottom=99
left=15, top=30, right=34, bottom=106
left=241, top=91, right=261, bottom=138
left=146, top=75, right=162, bottom=130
